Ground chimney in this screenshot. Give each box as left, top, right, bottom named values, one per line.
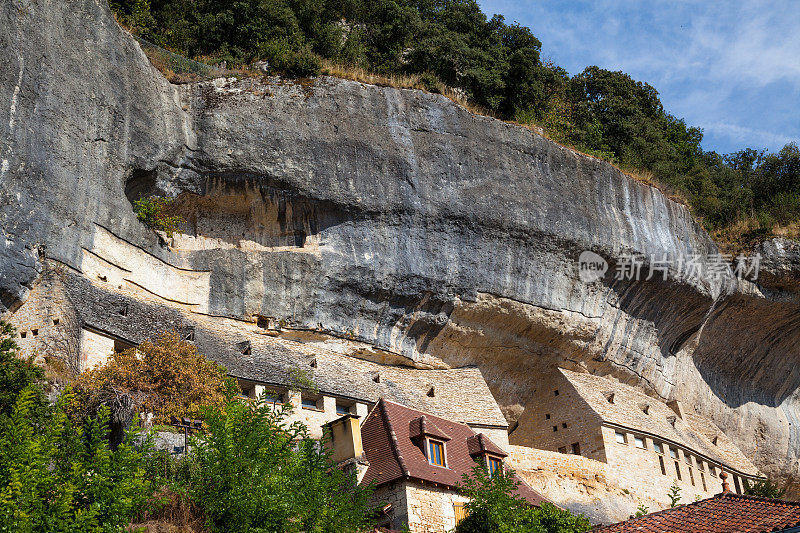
left=325, top=413, right=364, bottom=464
left=720, top=470, right=731, bottom=493
left=667, top=400, right=684, bottom=419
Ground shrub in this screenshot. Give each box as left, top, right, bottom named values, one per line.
left=133, top=196, right=183, bottom=238
left=0, top=388, right=153, bottom=531
left=70, top=330, right=236, bottom=427
left=743, top=478, right=786, bottom=499
left=0, top=321, right=47, bottom=422
left=187, top=397, right=375, bottom=532
left=455, top=461, right=590, bottom=533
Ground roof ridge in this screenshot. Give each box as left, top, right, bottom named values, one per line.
left=378, top=399, right=410, bottom=477
left=718, top=492, right=800, bottom=505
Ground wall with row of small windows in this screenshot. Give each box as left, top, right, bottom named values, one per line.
left=237, top=378, right=371, bottom=439
left=603, top=426, right=756, bottom=504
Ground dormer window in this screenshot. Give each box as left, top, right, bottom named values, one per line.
left=487, top=455, right=503, bottom=476
left=428, top=439, right=446, bottom=467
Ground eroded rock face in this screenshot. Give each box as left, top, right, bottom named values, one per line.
left=3, top=0, right=800, bottom=500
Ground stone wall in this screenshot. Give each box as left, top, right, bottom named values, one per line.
left=511, top=370, right=607, bottom=462
left=372, top=479, right=469, bottom=533
left=238, top=381, right=370, bottom=439
left=507, top=445, right=659, bottom=523
left=602, top=426, right=732, bottom=504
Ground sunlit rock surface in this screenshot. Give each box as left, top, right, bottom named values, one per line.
left=3, top=0, right=800, bottom=516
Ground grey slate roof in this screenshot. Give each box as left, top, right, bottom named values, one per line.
left=64, top=271, right=508, bottom=428
left=560, top=368, right=759, bottom=476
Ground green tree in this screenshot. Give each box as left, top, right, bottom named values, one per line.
left=0, top=321, right=47, bottom=422
left=667, top=481, right=682, bottom=507
left=0, top=388, right=152, bottom=531
left=455, top=461, right=590, bottom=533
left=743, top=478, right=786, bottom=499
left=187, top=395, right=374, bottom=532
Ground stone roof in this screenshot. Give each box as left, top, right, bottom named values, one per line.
left=64, top=272, right=507, bottom=428
left=360, top=399, right=548, bottom=506
left=594, top=493, right=800, bottom=533
left=560, top=369, right=759, bottom=476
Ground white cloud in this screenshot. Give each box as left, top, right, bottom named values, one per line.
left=478, top=0, right=800, bottom=152
left=703, top=122, right=797, bottom=150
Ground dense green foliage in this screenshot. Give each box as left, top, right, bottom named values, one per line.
left=0, top=322, right=47, bottom=423
left=0, top=390, right=152, bottom=532
left=0, top=330, right=374, bottom=532
left=185, top=397, right=375, bottom=532
left=743, top=478, right=786, bottom=499
left=111, top=0, right=800, bottom=244
left=455, top=461, right=590, bottom=533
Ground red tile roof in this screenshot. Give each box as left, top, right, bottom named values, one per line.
left=594, top=493, right=800, bottom=533
left=466, top=433, right=507, bottom=458
left=361, top=399, right=549, bottom=507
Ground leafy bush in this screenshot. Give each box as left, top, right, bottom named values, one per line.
left=455, top=461, right=590, bottom=533
left=667, top=481, right=682, bottom=507
left=0, top=321, right=47, bottom=422
left=71, top=330, right=236, bottom=426
left=187, top=397, right=375, bottom=532
left=743, top=478, right=786, bottom=499
left=133, top=196, right=183, bottom=238
left=0, top=389, right=153, bottom=532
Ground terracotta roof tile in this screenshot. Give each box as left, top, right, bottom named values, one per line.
left=409, top=415, right=452, bottom=441
left=466, top=433, right=507, bottom=458
left=361, top=399, right=549, bottom=507
left=594, top=493, right=800, bottom=533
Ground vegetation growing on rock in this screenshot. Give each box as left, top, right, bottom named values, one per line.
left=111, top=0, right=800, bottom=248
left=133, top=196, right=184, bottom=238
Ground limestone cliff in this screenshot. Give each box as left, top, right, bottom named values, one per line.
left=3, top=0, right=800, bottom=510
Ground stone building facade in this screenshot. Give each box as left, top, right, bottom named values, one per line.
left=351, top=399, right=547, bottom=533
left=8, top=266, right=510, bottom=443
left=512, top=368, right=762, bottom=506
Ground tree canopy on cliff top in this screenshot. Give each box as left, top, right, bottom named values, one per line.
left=111, top=0, right=800, bottom=249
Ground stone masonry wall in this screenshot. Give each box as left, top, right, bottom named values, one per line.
left=511, top=370, right=606, bottom=462
left=371, top=480, right=468, bottom=533
left=404, top=481, right=469, bottom=533
left=601, top=426, right=728, bottom=505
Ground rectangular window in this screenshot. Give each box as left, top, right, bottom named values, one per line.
left=733, top=475, right=742, bottom=494
left=429, top=440, right=445, bottom=467
left=658, top=455, right=667, bottom=476
left=571, top=442, right=581, bottom=456
left=263, top=390, right=284, bottom=404
left=615, top=431, right=627, bottom=444
left=689, top=467, right=695, bottom=486
left=553, top=426, right=558, bottom=432
left=545, top=414, right=551, bottom=420
left=685, top=453, right=692, bottom=465
left=669, top=447, right=678, bottom=459
left=487, top=456, right=503, bottom=476
left=336, top=402, right=352, bottom=415
left=701, top=472, right=707, bottom=491
left=697, top=460, right=705, bottom=471
left=301, top=396, right=321, bottom=410
left=634, top=436, right=645, bottom=449
left=674, top=461, right=682, bottom=480
left=653, top=441, right=663, bottom=454
left=709, top=465, right=717, bottom=477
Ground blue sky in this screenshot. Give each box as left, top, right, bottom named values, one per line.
left=477, top=0, right=800, bottom=155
